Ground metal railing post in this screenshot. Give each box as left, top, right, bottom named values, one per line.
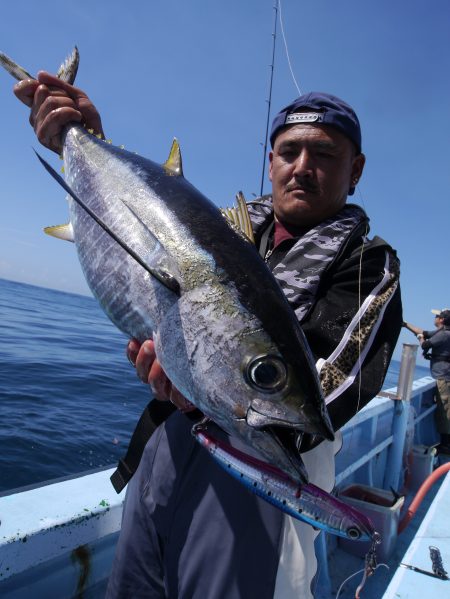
left=383, top=344, right=418, bottom=491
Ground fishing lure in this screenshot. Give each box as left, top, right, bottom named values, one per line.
left=192, top=423, right=378, bottom=542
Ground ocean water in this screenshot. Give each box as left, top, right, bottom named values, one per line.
left=0, top=278, right=149, bottom=493
left=0, top=278, right=430, bottom=493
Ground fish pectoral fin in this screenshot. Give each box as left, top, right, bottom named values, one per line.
left=163, top=138, right=183, bottom=176
left=153, top=268, right=180, bottom=293
left=119, top=201, right=182, bottom=296
left=220, top=191, right=255, bottom=244
left=44, top=223, right=74, bottom=242
left=35, top=150, right=181, bottom=297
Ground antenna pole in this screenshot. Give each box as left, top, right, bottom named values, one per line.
left=259, top=1, right=279, bottom=197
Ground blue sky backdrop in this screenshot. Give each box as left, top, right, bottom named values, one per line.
left=0, top=0, right=449, bottom=360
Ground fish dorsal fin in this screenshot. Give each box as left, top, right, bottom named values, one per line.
left=220, top=191, right=255, bottom=244
left=163, top=138, right=183, bottom=176
left=44, top=222, right=75, bottom=242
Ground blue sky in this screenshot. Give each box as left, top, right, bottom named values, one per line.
left=0, top=0, right=449, bottom=361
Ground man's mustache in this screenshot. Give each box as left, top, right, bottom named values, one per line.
left=286, top=180, right=318, bottom=193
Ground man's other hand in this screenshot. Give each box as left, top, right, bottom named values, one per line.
left=126, top=338, right=196, bottom=413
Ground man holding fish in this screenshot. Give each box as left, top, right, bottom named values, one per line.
left=13, top=70, right=402, bottom=598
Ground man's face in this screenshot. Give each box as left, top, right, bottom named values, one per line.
left=269, top=123, right=365, bottom=228
left=436, top=316, right=444, bottom=329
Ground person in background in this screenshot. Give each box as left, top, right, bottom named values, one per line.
left=14, top=72, right=402, bottom=598
left=404, top=310, right=450, bottom=454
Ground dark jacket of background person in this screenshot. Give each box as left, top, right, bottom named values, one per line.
left=422, top=327, right=450, bottom=381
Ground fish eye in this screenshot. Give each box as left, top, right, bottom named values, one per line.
left=346, top=527, right=361, bottom=540
left=246, top=355, right=288, bottom=392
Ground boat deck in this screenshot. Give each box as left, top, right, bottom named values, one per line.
left=326, top=458, right=450, bottom=598
left=382, top=464, right=450, bottom=598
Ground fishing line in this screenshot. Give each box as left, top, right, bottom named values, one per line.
left=355, top=221, right=369, bottom=416
left=343, top=194, right=368, bottom=457
left=336, top=181, right=367, bottom=465
left=335, top=568, right=364, bottom=599
left=278, top=0, right=302, bottom=96
left=259, top=0, right=303, bottom=195
left=334, top=563, right=389, bottom=599
left=259, top=1, right=279, bottom=197
left=354, top=178, right=370, bottom=418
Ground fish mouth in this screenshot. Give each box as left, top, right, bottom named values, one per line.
left=266, top=425, right=309, bottom=484
left=234, top=411, right=309, bottom=483
left=246, top=404, right=334, bottom=441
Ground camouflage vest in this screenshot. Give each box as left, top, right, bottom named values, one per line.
left=247, top=196, right=369, bottom=322
left=247, top=196, right=401, bottom=411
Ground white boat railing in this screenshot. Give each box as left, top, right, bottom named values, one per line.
left=0, top=468, right=124, bottom=597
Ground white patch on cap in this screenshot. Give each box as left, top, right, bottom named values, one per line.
left=285, top=112, right=323, bottom=124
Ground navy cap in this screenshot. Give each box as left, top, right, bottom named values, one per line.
left=438, top=310, right=450, bottom=326
left=270, top=91, right=362, bottom=153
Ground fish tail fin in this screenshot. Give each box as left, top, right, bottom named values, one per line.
left=55, top=46, right=79, bottom=84
left=0, top=51, right=34, bottom=81
left=0, top=47, right=79, bottom=84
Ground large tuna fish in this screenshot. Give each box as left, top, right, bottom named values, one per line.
left=0, top=49, right=334, bottom=483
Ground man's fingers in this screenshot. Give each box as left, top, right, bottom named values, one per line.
left=170, top=387, right=196, bottom=413
left=29, top=83, right=51, bottom=127
left=36, top=107, right=83, bottom=152
left=149, top=360, right=172, bottom=401
left=78, top=98, right=104, bottom=137
left=17, top=72, right=104, bottom=151
left=135, top=340, right=156, bottom=383
left=30, top=92, right=78, bottom=129
left=37, top=71, right=89, bottom=102
left=126, top=338, right=141, bottom=367
left=127, top=337, right=194, bottom=411
left=13, top=79, right=39, bottom=107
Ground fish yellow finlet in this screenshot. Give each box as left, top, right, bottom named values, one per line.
left=220, top=192, right=255, bottom=244
left=163, top=138, right=183, bottom=176
left=44, top=223, right=74, bottom=243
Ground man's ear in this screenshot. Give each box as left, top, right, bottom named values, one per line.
left=352, top=152, right=366, bottom=183
left=268, top=151, right=274, bottom=181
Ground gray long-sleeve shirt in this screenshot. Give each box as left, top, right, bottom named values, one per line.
left=423, top=327, right=450, bottom=380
